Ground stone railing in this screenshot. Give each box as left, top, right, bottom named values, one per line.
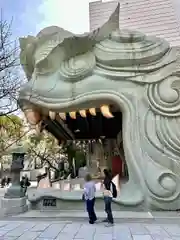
left=38, top=175, right=121, bottom=192
left=51, top=178, right=104, bottom=191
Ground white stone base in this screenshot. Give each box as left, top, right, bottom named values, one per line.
left=1, top=197, right=28, bottom=215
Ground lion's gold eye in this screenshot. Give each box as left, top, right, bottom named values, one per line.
left=59, top=52, right=96, bottom=82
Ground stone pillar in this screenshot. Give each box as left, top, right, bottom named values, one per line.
left=88, top=141, right=106, bottom=177
left=103, top=139, right=112, bottom=171
left=1, top=144, right=28, bottom=215
left=86, top=142, right=90, bottom=167
left=96, top=141, right=107, bottom=175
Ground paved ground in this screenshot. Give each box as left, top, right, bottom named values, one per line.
left=2, top=187, right=180, bottom=239
left=1, top=220, right=180, bottom=239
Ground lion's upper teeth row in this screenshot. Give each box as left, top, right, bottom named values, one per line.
left=49, top=105, right=114, bottom=120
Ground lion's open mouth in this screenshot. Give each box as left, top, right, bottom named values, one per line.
left=22, top=101, right=122, bottom=142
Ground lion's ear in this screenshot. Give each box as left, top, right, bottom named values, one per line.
left=19, top=38, right=26, bottom=50
left=19, top=36, right=37, bottom=80
left=33, top=2, right=120, bottom=66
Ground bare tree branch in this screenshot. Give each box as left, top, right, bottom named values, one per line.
left=31, top=148, right=59, bottom=172
left=0, top=10, right=22, bottom=117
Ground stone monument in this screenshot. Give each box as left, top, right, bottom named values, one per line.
left=17, top=3, right=180, bottom=210
left=1, top=143, right=28, bottom=215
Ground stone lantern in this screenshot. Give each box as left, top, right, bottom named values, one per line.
left=1, top=142, right=28, bottom=215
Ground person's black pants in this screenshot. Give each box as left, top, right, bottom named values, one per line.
left=86, top=198, right=97, bottom=224
left=104, top=196, right=114, bottom=224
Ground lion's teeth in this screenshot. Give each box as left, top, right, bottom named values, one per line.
left=54, top=106, right=113, bottom=121
left=49, top=111, right=56, bottom=120
left=79, top=110, right=86, bottom=118
left=69, top=112, right=76, bottom=119
left=100, top=105, right=114, bottom=118
left=89, top=108, right=96, bottom=116
left=59, top=113, right=66, bottom=120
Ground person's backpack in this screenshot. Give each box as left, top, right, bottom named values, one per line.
left=82, top=193, right=85, bottom=201
left=27, top=181, right=31, bottom=187
left=111, top=182, right=117, bottom=198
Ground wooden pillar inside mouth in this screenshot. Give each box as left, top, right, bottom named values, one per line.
left=87, top=140, right=109, bottom=177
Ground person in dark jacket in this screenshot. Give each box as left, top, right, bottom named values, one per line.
left=20, top=176, right=30, bottom=194
left=24, top=175, right=30, bottom=187
left=20, top=176, right=26, bottom=194
left=1, top=177, right=5, bottom=188
left=6, top=177, right=11, bottom=186
left=103, top=169, right=114, bottom=226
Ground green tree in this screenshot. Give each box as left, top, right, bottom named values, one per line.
left=63, top=142, right=86, bottom=175
left=27, top=132, right=87, bottom=179
left=0, top=115, right=24, bottom=167
left=27, top=132, right=64, bottom=171
left=0, top=115, right=22, bottom=136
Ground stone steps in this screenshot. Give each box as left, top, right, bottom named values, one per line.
left=8, top=210, right=180, bottom=223
left=12, top=210, right=152, bottom=219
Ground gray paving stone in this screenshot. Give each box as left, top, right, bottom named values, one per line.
left=0, top=237, right=18, bottom=240
left=151, top=237, right=173, bottom=240
left=145, top=224, right=170, bottom=237
left=0, top=222, right=8, bottom=228
left=38, top=223, right=65, bottom=239
left=56, top=232, right=75, bottom=240
left=113, top=232, right=132, bottom=240
left=74, top=236, right=93, bottom=240
left=162, top=225, right=180, bottom=236
left=0, top=230, right=9, bottom=236
left=0, top=222, right=21, bottom=231
left=17, top=231, right=41, bottom=240
left=30, top=222, right=50, bottom=232
left=94, top=234, right=113, bottom=240
left=75, top=224, right=95, bottom=239
left=95, top=225, right=113, bottom=234
left=5, top=222, right=35, bottom=237
left=61, top=223, right=82, bottom=235
left=128, top=223, right=149, bottom=235
left=132, top=235, right=153, bottom=240
left=113, top=224, right=132, bottom=239
left=36, top=239, right=55, bottom=240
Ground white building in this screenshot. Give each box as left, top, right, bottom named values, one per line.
left=89, top=0, right=180, bottom=46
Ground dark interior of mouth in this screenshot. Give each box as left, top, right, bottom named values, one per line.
left=41, top=103, right=128, bottom=179
left=65, top=111, right=122, bottom=140
left=43, top=104, right=122, bottom=141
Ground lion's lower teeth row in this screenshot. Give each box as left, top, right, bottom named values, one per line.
left=49, top=105, right=114, bottom=120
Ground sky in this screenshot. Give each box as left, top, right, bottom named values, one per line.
left=0, top=0, right=98, bottom=39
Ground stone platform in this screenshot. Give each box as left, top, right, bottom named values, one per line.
left=1, top=197, right=28, bottom=216
left=9, top=210, right=180, bottom=223
left=12, top=210, right=152, bottom=220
